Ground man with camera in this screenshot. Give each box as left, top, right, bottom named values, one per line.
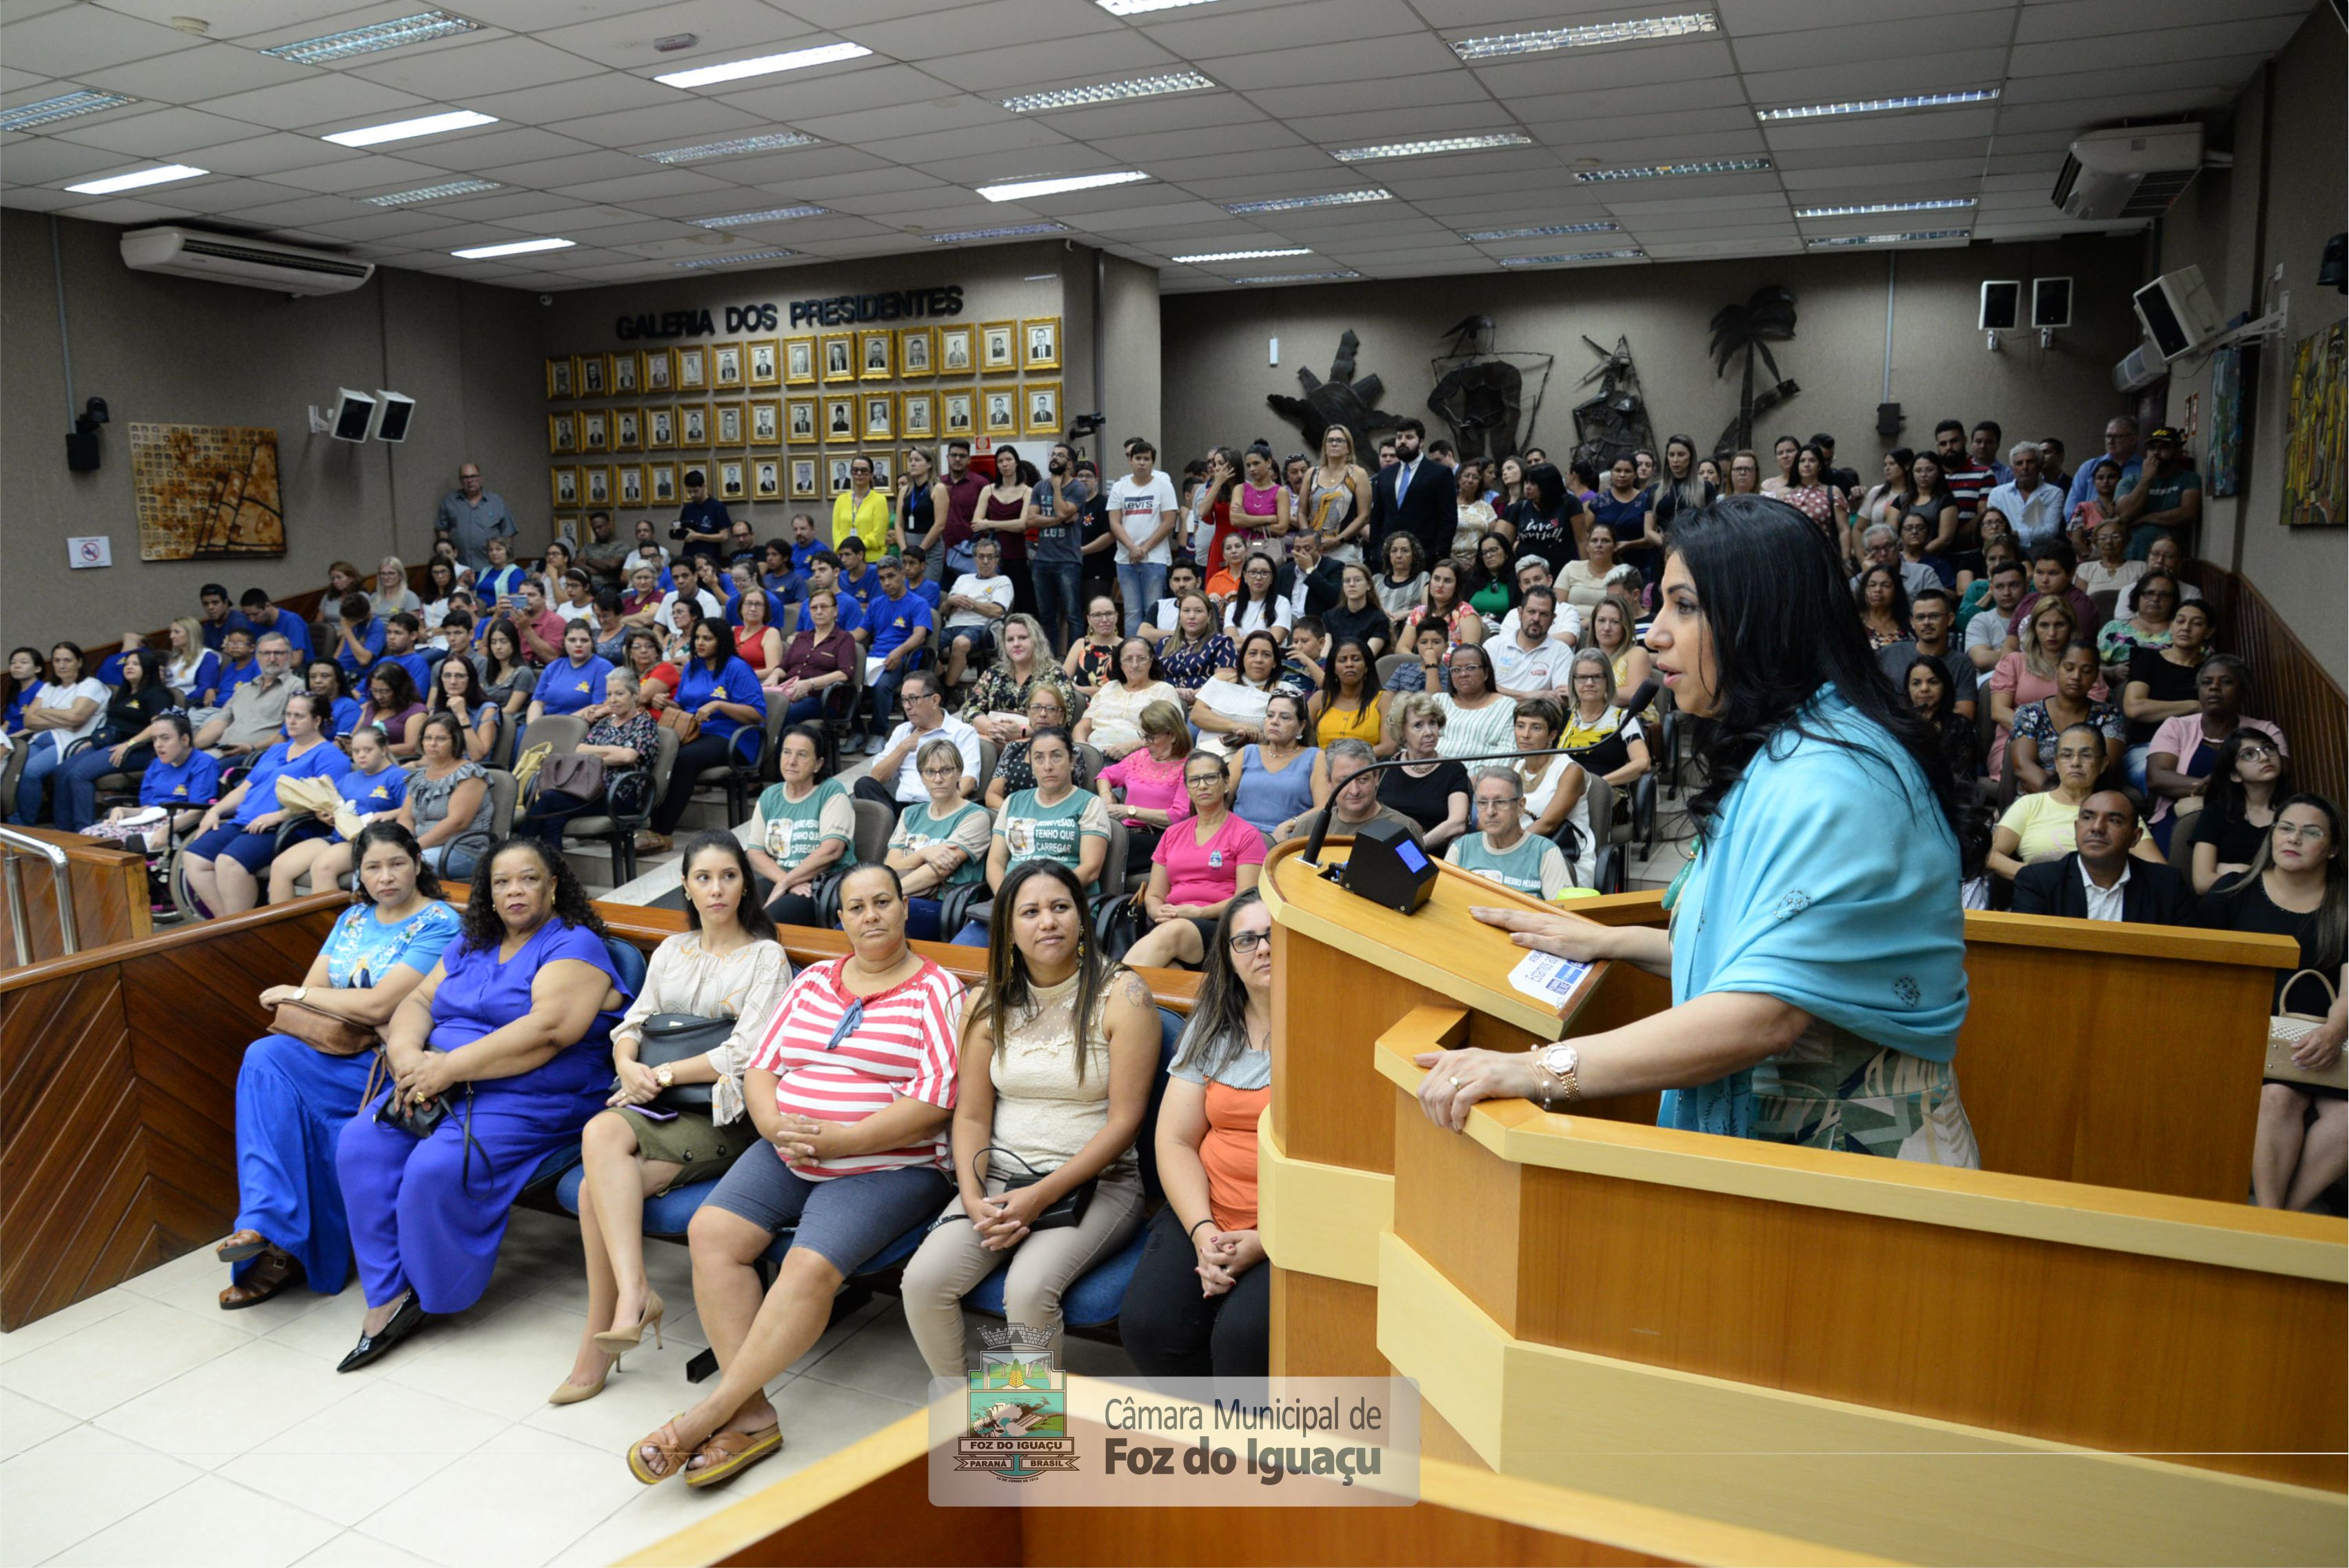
left=670, top=469, right=733, bottom=572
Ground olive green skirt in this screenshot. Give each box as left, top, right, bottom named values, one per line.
left=615, top=1105, right=763, bottom=1192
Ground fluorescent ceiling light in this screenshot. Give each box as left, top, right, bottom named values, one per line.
left=976, top=170, right=1149, bottom=202
left=63, top=163, right=208, bottom=195
left=645, top=131, right=819, bottom=163
left=1222, top=189, right=1389, bottom=214
left=1332, top=132, right=1531, bottom=162
left=362, top=178, right=499, bottom=206
left=1500, top=250, right=1646, bottom=265
left=1463, top=221, right=1620, bottom=241
left=1758, top=88, right=1998, bottom=121
left=1806, top=230, right=1970, bottom=248
left=0, top=90, right=133, bottom=133
left=928, top=222, right=1069, bottom=242
left=676, top=248, right=798, bottom=268
left=655, top=41, right=870, bottom=90
left=1451, top=12, right=1715, bottom=60
left=450, top=236, right=574, bottom=259
left=1003, top=70, right=1212, bottom=113
left=261, top=10, right=478, bottom=64
left=323, top=109, right=496, bottom=148
left=1576, top=157, right=1770, bottom=181
left=1795, top=197, right=1975, bottom=219
left=1096, top=0, right=1220, bottom=13
left=1173, top=247, right=1310, bottom=264
left=1233, top=270, right=1360, bottom=283
left=692, top=205, right=828, bottom=227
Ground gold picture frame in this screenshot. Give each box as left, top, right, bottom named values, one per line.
left=711, top=342, right=745, bottom=390
left=678, top=403, right=709, bottom=446
left=548, top=412, right=576, bottom=455
left=550, top=466, right=578, bottom=507
left=611, top=351, right=640, bottom=396
left=827, top=456, right=852, bottom=494
left=749, top=398, right=783, bottom=447
left=786, top=397, right=818, bottom=444
left=580, top=408, right=609, bottom=453
left=784, top=335, right=816, bottom=386
left=713, top=401, right=747, bottom=448
left=982, top=385, right=1019, bottom=436
left=867, top=452, right=894, bottom=490
left=1022, top=316, right=1061, bottom=372
left=898, top=390, right=935, bottom=441
left=583, top=465, right=612, bottom=507
left=648, top=462, right=678, bottom=505
left=614, top=407, right=643, bottom=452
left=576, top=353, right=607, bottom=399
left=646, top=405, right=676, bottom=450
left=616, top=463, right=645, bottom=507
left=747, top=337, right=781, bottom=388
left=941, top=390, right=975, bottom=437
left=676, top=345, right=708, bottom=391
left=642, top=347, right=674, bottom=394
left=789, top=457, right=819, bottom=499
left=862, top=391, right=895, bottom=443
left=820, top=332, right=856, bottom=384
left=546, top=356, right=574, bottom=400
left=753, top=457, right=783, bottom=500
left=823, top=396, right=856, bottom=445
left=857, top=328, right=892, bottom=381
left=938, top=325, right=975, bottom=374
left=980, top=320, right=1016, bottom=373
left=716, top=458, right=747, bottom=502
left=1023, top=381, right=1062, bottom=438
left=897, top=325, right=935, bottom=379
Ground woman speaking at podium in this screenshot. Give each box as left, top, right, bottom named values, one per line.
left=1420, top=496, right=1983, bottom=1165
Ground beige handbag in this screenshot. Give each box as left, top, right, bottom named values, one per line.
left=2265, top=969, right=2346, bottom=1090
left=274, top=776, right=344, bottom=820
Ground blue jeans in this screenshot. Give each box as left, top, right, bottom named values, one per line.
left=54, top=742, right=128, bottom=832
left=1117, top=562, right=1167, bottom=638
left=1032, top=561, right=1084, bottom=655
left=10, top=740, right=66, bottom=825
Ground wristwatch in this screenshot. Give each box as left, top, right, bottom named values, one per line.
left=654, top=1064, right=675, bottom=1089
left=290, top=987, right=308, bottom=1003
left=1535, top=1043, right=1582, bottom=1110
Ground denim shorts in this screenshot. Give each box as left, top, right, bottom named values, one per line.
left=704, top=1147, right=950, bottom=1274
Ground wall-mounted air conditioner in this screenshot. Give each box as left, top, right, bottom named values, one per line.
left=120, top=226, right=374, bottom=296
left=2051, top=124, right=2205, bottom=221
left=2113, top=343, right=2167, bottom=394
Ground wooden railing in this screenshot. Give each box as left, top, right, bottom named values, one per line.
left=2193, top=561, right=2346, bottom=808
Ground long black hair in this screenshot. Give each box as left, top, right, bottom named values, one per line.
left=1673, top=496, right=1979, bottom=863
left=458, top=836, right=608, bottom=950
left=350, top=821, right=443, bottom=905
left=677, top=829, right=778, bottom=944
left=979, top=858, right=1125, bottom=1085
left=2201, top=729, right=2294, bottom=837
left=1175, top=888, right=1264, bottom=1081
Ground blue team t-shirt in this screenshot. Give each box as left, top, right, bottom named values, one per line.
left=535, top=654, right=614, bottom=718
left=865, top=591, right=934, bottom=661
left=232, top=738, right=352, bottom=827
left=139, top=752, right=221, bottom=810
left=672, top=655, right=766, bottom=745
left=336, top=619, right=387, bottom=675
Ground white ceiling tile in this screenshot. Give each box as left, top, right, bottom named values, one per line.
left=48, top=192, right=199, bottom=223
left=2008, top=19, right=2297, bottom=75
left=854, top=118, right=1076, bottom=168
left=1144, top=0, right=1426, bottom=55
left=463, top=72, right=677, bottom=125
left=1998, top=58, right=2262, bottom=104
left=1717, top=0, right=2011, bottom=33
left=261, top=152, right=453, bottom=192
left=943, top=33, right=1184, bottom=94
left=346, top=36, right=610, bottom=98
left=0, top=135, right=145, bottom=184
left=1201, top=34, right=1460, bottom=92
left=549, top=168, right=739, bottom=202
left=2015, top=0, right=2306, bottom=45
left=174, top=174, right=313, bottom=211
left=546, top=99, right=773, bottom=150
left=1646, top=236, right=1804, bottom=257
left=221, top=190, right=379, bottom=225
left=97, top=0, right=381, bottom=39
left=1765, top=107, right=1999, bottom=149
left=793, top=95, right=1007, bottom=149
left=1780, top=155, right=1984, bottom=188
left=683, top=143, right=894, bottom=183
left=1473, top=36, right=1740, bottom=98
left=1744, top=48, right=2008, bottom=108
left=710, top=62, right=947, bottom=123
left=1735, top=15, right=1993, bottom=72
left=1993, top=88, right=2229, bottom=134
left=74, top=40, right=316, bottom=101
left=1524, top=105, right=1760, bottom=144
left=1286, top=103, right=1527, bottom=148
left=531, top=0, right=817, bottom=72
left=192, top=74, right=432, bottom=132
left=0, top=67, right=54, bottom=95
left=848, top=0, right=1125, bottom=61
left=1245, top=71, right=1488, bottom=123
left=471, top=148, right=649, bottom=185
left=50, top=104, right=269, bottom=155
left=0, top=6, right=207, bottom=77
left=170, top=130, right=358, bottom=177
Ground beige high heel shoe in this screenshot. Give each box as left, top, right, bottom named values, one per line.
left=548, top=1365, right=607, bottom=1406
left=593, top=1289, right=665, bottom=1354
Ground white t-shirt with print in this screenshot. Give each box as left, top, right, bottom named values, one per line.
left=1108, top=472, right=1181, bottom=566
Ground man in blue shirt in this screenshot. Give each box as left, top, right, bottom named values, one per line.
left=787, top=512, right=825, bottom=574
left=2066, top=416, right=2143, bottom=515
left=336, top=605, right=387, bottom=676
left=1968, top=421, right=2013, bottom=485
left=435, top=462, right=517, bottom=577
left=199, top=583, right=250, bottom=652
left=206, top=628, right=260, bottom=705
left=239, top=590, right=313, bottom=661
left=671, top=470, right=732, bottom=572
left=834, top=536, right=883, bottom=614
left=899, top=545, right=942, bottom=615
left=794, top=552, right=869, bottom=643
left=1984, top=442, right=2066, bottom=553
left=376, top=614, right=432, bottom=696
left=860, top=555, right=934, bottom=754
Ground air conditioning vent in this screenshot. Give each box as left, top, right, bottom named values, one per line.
left=120, top=225, right=375, bottom=296
left=2051, top=124, right=2205, bottom=223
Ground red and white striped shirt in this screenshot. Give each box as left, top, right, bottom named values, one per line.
left=748, top=956, right=965, bottom=1179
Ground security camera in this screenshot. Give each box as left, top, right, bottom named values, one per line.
left=540, top=294, right=554, bottom=306
left=81, top=396, right=110, bottom=428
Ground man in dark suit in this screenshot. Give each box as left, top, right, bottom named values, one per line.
left=2010, top=789, right=2191, bottom=924
left=1365, top=417, right=1457, bottom=566
left=1273, top=525, right=1344, bottom=621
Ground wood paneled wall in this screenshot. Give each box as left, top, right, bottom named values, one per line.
left=2197, top=561, right=2347, bottom=808
left=0, top=828, right=150, bottom=969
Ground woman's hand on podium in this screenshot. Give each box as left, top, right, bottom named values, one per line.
left=1413, top=1049, right=1545, bottom=1131
left=1471, top=904, right=1674, bottom=978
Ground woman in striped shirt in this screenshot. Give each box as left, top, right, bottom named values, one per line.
left=632, top=863, right=963, bottom=1492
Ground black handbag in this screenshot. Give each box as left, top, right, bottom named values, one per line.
left=365, top=1047, right=454, bottom=1139
left=621, top=1012, right=735, bottom=1112
left=972, top=1145, right=1097, bottom=1232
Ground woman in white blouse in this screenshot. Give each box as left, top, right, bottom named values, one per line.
left=551, top=831, right=789, bottom=1407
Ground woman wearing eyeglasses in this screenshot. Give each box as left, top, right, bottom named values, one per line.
left=2188, top=730, right=2292, bottom=895
left=637, top=863, right=963, bottom=1491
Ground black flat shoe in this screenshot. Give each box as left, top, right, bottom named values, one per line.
left=337, top=1293, right=427, bottom=1373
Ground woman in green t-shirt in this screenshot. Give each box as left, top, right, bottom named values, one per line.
left=958, top=727, right=1109, bottom=946
left=888, top=737, right=996, bottom=941
left=746, top=724, right=854, bottom=927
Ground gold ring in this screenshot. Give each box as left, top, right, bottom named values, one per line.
left=1449, top=1076, right=1461, bottom=1087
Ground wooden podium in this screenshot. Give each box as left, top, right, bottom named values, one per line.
left=1258, top=841, right=2348, bottom=1567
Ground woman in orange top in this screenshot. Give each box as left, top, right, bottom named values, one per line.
left=1116, top=888, right=1272, bottom=1376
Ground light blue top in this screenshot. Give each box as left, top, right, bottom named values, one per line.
left=319, top=898, right=461, bottom=989
left=1231, top=745, right=1320, bottom=841
left=1660, top=685, right=1966, bottom=1140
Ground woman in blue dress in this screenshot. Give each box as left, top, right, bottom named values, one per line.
left=218, top=823, right=460, bottom=1309
left=641, top=616, right=766, bottom=854
left=333, top=837, right=637, bottom=1369
left=1419, top=495, right=1984, bottom=1165
left=181, top=691, right=350, bottom=916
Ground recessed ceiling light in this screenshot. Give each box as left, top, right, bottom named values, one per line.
left=0, top=90, right=134, bottom=133
left=675, top=248, right=798, bottom=268
left=1232, top=270, right=1361, bottom=283
left=1002, top=70, right=1213, bottom=113
left=976, top=170, right=1149, bottom=202
left=1172, top=247, right=1310, bottom=264
left=261, top=10, right=478, bottom=64
left=63, top=163, right=208, bottom=195
left=1795, top=197, right=1976, bottom=219
left=1222, top=189, right=1390, bottom=214
left=654, top=41, right=871, bottom=90
left=1462, top=220, right=1621, bottom=241
left=1805, top=230, right=1970, bottom=248
left=1096, top=0, right=1221, bottom=13
left=1499, top=250, right=1646, bottom=265
left=1758, top=88, right=1998, bottom=121
left=322, top=109, right=496, bottom=148
left=450, top=236, right=574, bottom=259
left=362, top=177, right=499, bottom=206
left=1575, top=157, right=1771, bottom=181
left=645, top=131, right=820, bottom=163
left=928, top=222, right=1070, bottom=242
left=1331, top=132, right=1531, bottom=162
left=1450, top=12, right=1715, bottom=60
left=692, top=205, right=829, bottom=228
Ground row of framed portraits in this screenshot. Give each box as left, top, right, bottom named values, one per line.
left=551, top=454, right=904, bottom=508
left=544, top=319, right=1060, bottom=400
left=548, top=383, right=1062, bottom=454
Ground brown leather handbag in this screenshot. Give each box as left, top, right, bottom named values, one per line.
left=272, top=997, right=378, bottom=1057
left=656, top=703, right=701, bottom=745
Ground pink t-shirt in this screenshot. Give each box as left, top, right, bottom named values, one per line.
left=1099, top=751, right=1192, bottom=821
left=1986, top=651, right=2109, bottom=781
left=1153, top=811, right=1268, bottom=907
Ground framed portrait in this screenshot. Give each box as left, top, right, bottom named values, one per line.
left=546, top=356, right=573, bottom=400
left=820, top=333, right=856, bottom=384
left=1024, top=381, right=1062, bottom=438
left=1022, top=317, right=1061, bottom=372
left=942, top=390, right=975, bottom=437
left=980, top=321, right=1016, bottom=373
left=583, top=465, right=612, bottom=507
left=898, top=390, right=936, bottom=441
left=747, top=338, right=781, bottom=388
left=646, top=405, right=676, bottom=450
left=786, top=397, right=818, bottom=443
left=648, top=462, right=678, bottom=505
left=867, top=452, right=894, bottom=490
left=862, top=392, right=894, bottom=443
left=714, top=401, right=746, bottom=447
left=616, top=464, right=645, bottom=507
left=784, top=335, right=816, bottom=386
left=576, top=353, right=607, bottom=398
left=676, top=345, right=708, bottom=391
left=753, top=458, right=783, bottom=500
left=827, top=456, right=852, bottom=494
left=749, top=398, right=782, bottom=447
left=547, top=412, right=576, bottom=455
left=643, top=347, right=674, bottom=394
left=580, top=408, right=609, bottom=452
left=789, top=457, right=818, bottom=499
left=938, top=325, right=974, bottom=374
left=897, top=326, right=935, bottom=379
left=823, top=396, right=856, bottom=444
left=716, top=459, right=747, bottom=502
left=614, top=407, right=643, bottom=452
left=551, top=514, right=580, bottom=547
left=982, top=388, right=1018, bottom=436
left=858, top=328, right=892, bottom=381
left=678, top=403, right=709, bottom=446
left=611, top=351, right=640, bottom=396
left=712, top=341, right=745, bottom=390
left=550, top=466, right=578, bottom=507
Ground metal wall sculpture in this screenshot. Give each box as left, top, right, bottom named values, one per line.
left=1267, top=330, right=1403, bottom=461
left=1426, top=315, right=1553, bottom=462
left=1708, top=285, right=1799, bottom=457
left=1569, top=335, right=1655, bottom=474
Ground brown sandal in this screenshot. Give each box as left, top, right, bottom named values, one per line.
left=219, top=1247, right=301, bottom=1311
left=627, top=1420, right=696, bottom=1485
left=216, top=1229, right=271, bottom=1265
left=685, top=1424, right=783, bottom=1489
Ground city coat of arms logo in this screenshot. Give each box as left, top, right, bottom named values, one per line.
left=958, top=1325, right=1078, bottom=1481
